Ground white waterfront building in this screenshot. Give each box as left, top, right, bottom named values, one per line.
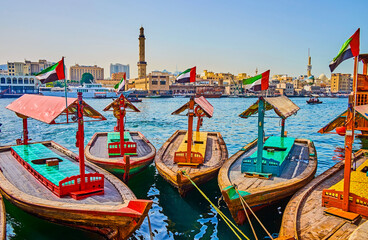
left=0, top=75, right=40, bottom=94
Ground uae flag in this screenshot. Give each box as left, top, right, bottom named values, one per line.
left=35, top=58, right=65, bottom=84
left=329, top=28, right=360, bottom=72
left=114, top=72, right=126, bottom=93
left=243, top=70, right=270, bottom=91
left=176, top=67, right=196, bottom=83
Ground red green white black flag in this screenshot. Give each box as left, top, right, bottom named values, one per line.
left=35, top=58, right=65, bottom=84
left=329, top=28, right=360, bottom=72
left=242, top=70, right=270, bottom=91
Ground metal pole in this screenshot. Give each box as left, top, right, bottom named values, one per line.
left=281, top=118, right=285, bottom=137
left=120, top=95, right=126, bottom=157
left=187, top=97, right=195, bottom=163
left=23, top=118, right=28, bottom=145
left=256, top=97, right=265, bottom=173
left=63, top=57, right=68, bottom=123
left=77, top=92, right=86, bottom=190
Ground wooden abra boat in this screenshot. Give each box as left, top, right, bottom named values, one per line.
left=0, top=195, right=5, bottom=240
left=85, top=94, right=155, bottom=178
left=1, top=94, right=152, bottom=239
left=218, top=96, right=317, bottom=224
left=156, top=96, right=228, bottom=196
left=278, top=48, right=368, bottom=240
left=306, top=94, right=322, bottom=104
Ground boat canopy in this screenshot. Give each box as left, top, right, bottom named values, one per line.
left=171, top=96, right=214, bottom=118
left=6, top=94, right=106, bottom=124
left=103, top=97, right=140, bottom=112
left=359, top=53, right=368, bottom=62
left=239, top=96, right=299, bottom=119
left=318, top=105, right=368, bottom=134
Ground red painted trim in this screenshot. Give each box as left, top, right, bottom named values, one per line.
left=190, top=67, right=196, bottom=82
left=261, top=70, right=270, bottom=91
left=349, top=28, right=360, bottom=57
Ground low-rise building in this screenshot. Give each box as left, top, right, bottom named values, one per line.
left=128, top=71, right=170, bottom=94
left=330, top=73, right=352, bottom=93
left=69, top=64, right=104, bottom=81
left=276, top=82, right=294, bottom=96
left=0, top=75, right=40, bottom=93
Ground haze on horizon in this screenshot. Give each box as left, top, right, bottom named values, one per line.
left=0, top=0, right=367, bottom=79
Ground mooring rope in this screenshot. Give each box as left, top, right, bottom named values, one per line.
left=234, top=184, right=258, bottom=240
left=147, top=214, right=154, bottom=240
left=233, top=185, right=274, bottom=240
left=181, top=171, right=250, bottom=240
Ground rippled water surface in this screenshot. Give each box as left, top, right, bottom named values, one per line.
left=0, top=97, right=357, bottom=240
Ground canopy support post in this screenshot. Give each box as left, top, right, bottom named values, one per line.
left=281, top=118, right=285, bottom=137
left=23, top=118, right=28, bottom=145
left=120, top=95, right=126, bottom=157
left=187, top=97, right=195, bottom=163
left=77, top=92, right=86, bottom=190
left=342, top=56, right=358, bottom=212
left=256, top=97, right=265, bottom=173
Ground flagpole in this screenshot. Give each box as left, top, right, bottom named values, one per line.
left=63, top=57, right=68, bottom=123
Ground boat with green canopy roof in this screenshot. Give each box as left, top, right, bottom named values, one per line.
left=218, top=95, right=317, bottom=224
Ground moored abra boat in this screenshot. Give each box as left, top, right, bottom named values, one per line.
left=155, top=96, right=228, bottom=196
left=278, top=48, right=368, bottom=240
left=218, top=96, right=317, bottom=224
left=1, top=94, right=152, bottom=239
left=85, top=94, right=155, bottom=178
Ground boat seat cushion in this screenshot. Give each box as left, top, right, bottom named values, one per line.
left=177, top=131, right=207, bottom=158
left=11, top=143, right=88, bottom=186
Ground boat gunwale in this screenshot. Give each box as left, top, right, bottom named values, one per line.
left=278, top=151, right=368, bottom=239
left=155, top=129, right=228, bottom=189
left=85, top=131, right=156, bottom=166
left=0, top=195, right=5, bottom=240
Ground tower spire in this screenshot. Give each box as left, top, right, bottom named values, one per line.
left=307, top=48, right=312, bottom=77
left=137, top=26, right=147, bottom=89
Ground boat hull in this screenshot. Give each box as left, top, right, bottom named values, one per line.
left=85, top=131, right=156, bottom=177
left=155, top=130, right=228, bottom=196
left=0, top=141, right=152, bottom=240
left=218, top=138, right=317, bottom=225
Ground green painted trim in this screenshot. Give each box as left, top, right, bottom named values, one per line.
left=223, top=185, right=250, bottom=200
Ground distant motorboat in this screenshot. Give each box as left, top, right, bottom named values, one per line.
left=307, top=95, right=322, bottom=104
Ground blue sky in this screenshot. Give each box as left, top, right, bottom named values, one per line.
left=0, top=0, right=367, bottom=79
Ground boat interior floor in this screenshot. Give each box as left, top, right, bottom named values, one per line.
left=90, top=132, right=153, bottom=159
left=0, top=144, right=126, bottom=205
left=229, top=142, right=310, bottom=190
left=162, top=131, right=221, bottom=173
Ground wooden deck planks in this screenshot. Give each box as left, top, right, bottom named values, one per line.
left=0, top=146, right=123, bottom=205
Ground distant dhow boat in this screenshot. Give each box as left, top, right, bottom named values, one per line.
left=218, top=96, right=317, bottom=224
left=155, top=96, right=228, bottom=196
left=1, top=94, right=152, bottom=240
left=85, top=94, right=156, bottom=178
